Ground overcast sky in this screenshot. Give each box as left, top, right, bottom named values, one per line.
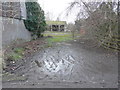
left=38, top=0, right=77, bottom=23
left=37, top=0, right=118, bottom=23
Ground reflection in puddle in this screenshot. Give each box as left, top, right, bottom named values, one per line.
left=41, top=55, right=75, bottom=76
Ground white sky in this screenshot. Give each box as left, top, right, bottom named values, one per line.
left=38, top=0, right=77, bottom=23
left=38, top=0, right=118, bottom=23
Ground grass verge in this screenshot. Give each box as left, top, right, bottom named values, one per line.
left=44, top=31, right=74, bottom=47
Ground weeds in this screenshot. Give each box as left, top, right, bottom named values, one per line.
left=7, top=48, right=24, bottom=61
left=14, top=48, right=24, bottom=55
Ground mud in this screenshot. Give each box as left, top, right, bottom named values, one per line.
left=2, top=39, right=118, bottom=88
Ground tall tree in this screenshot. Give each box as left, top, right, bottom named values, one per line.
left=24, top=1, right=46, bottom=38
left=66, top=0, right=119, bottom=50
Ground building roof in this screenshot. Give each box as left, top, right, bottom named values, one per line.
left=46, top=21, right=66, bottom=25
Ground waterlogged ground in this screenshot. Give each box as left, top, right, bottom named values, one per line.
left=3, top=39, right=118, bottom=88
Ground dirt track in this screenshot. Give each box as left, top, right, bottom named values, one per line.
left=2, top=39, right=118, bottom=88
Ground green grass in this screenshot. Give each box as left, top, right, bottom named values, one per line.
left=44, top=31, right=74, bottom=47
left=47, top=37, right=73, bottom=43
left=43, top=31, right=71, bottom=37
left=14, top=48, right=24, bottom=55
left=7, top=48, right=24, bottom=61
left=8, top=53, right=22, bottom=61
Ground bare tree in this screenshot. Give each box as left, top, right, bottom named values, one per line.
left=66, top=0, right=119, bottom=50
left=67, top=23, right=76, bottom=38
left=45, top=11, right=54, bottom=21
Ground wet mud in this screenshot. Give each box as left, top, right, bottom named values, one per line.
left=3, top=40, right=118, bottom=88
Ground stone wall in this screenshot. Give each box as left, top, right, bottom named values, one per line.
left=0, top=1, right=31, bottom=47
left=2, top=17, right=31, bottom=46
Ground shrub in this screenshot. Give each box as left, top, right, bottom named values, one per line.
left=24, top=2, right=46, bottom=38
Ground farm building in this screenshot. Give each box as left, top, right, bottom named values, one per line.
left=46, top=21, right=67, bottom=32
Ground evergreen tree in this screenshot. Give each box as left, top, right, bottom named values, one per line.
left=24, top=2, right=46, bottom=38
